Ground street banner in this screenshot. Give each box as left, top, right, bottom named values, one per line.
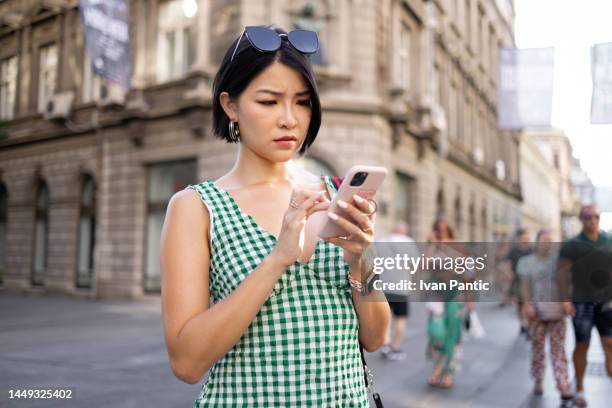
left=591, top=42, right=612, bottom=124
left=497, top=47, right=554, bottom=129
left=79, top=0, right=132, bottom=89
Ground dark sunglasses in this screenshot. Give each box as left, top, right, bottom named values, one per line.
left=581, top=214, right=600, bottom=221
left=230, top=26, right=319, bottom=62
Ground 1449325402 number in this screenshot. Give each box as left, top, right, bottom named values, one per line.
left=8, top=389, right=72, bottom=399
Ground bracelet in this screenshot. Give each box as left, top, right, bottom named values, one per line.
left=347, top=273, right=364, bottom=293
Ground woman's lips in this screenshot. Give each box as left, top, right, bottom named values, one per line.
left=273, top=139, right=296, bottom=148
left=273, top=136, right=297, bottom=148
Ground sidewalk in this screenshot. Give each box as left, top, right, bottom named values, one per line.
left=1, top=294, right=609, bottom=407
left=365, top=302, right=610, bottom=408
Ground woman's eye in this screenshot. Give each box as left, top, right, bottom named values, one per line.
left=297, top=100, right=311, bottom=107
left=258, top=101, right=276, bottom=106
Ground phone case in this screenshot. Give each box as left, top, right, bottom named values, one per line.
left=318, top=165, right=387, bottom=238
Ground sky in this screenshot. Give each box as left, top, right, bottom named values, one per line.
left=514, top=0, right=612, bottom=230
left=514, top=0, right=612, bottom=187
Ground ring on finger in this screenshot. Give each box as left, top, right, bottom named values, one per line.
left=361, top=222, right=374, bottom=233
left=289, top=197, right=300, bottom=209
left=364, top=199, right=378, bottom=215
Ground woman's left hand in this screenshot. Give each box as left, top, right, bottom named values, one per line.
left=322, top=194, right=376, bottom=277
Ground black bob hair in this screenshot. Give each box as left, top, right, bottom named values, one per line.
left=211, top=26, right=322, bottom=155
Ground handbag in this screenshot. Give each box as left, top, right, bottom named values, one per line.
left=535, top=302, right=564, bottom=321
left=331, top=176, right=384, bottom=408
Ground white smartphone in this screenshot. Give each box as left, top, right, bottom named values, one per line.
left=317, top=165, right=387, bottom=238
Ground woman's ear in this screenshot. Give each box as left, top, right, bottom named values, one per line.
left=219, top=92, right=238, bottom=122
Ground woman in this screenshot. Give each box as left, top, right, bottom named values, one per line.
left=425, top=219, right=467, bottom=388
left=160, top=26, right=390, bottom=407
left=518, top=229, right=573, bottom=404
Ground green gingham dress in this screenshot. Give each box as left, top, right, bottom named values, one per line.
left=186, top=176, right=368, bottom=407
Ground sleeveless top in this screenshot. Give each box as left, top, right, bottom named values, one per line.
left=186, top=176, right=368, bottom=407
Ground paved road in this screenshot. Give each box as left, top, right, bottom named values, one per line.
left=0, top=294, right=609, bottom=407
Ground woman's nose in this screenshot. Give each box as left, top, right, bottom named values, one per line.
left=278, top=105, right=297, bottom=129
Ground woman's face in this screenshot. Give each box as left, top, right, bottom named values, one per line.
left=435, top=221, right=449, bottom=240
left=222, top=61, right=313, bottom=162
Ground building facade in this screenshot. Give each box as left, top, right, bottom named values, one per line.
left=518, top=133, right=561, bottom=239
left=527, top=128, right=590, bottom=239
left=0, top=0, right=521, bottom=298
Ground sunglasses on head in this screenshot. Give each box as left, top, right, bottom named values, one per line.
left=230, top=26, right=319, bottom=62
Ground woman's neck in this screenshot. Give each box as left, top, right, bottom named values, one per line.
left=227, top=145, right=293, bottom=187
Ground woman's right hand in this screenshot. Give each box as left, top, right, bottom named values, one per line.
left=269, top=189, right=330, bottom=268
left=523, top=303, right=536, bottom=320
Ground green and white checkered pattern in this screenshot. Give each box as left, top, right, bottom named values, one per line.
left=186, top=176, right=368, bottom=407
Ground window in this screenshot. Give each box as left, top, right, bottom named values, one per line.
left=32, top=180, right=49, bottom=286
left=464, top=98, right=472, bottom=148
left=0, top=183, right=7, bottom=284
left=145, top=160, right=197, bottom=292
left=432, top=63, right=440, bottom=106
left=481, top=203, right=488, bottom=241
left=436, top=186, right=446, bottom=218
left=456, top=81, right=463, bottom=140
left=82, top=54, right=103, bottom=103
left=38, top=44, right=58, bottom=112
left=449, top=81, right=457, bottom=138
left=157, top=0, right=197, bottom=82
left=394, top=172, right=417, bottom=232
left=0, top=56, right=17, bottom=120
left=399, top=22, right=411, bottom=90
left=464, top=0, right=471, bottom=44
left=469, top=200, right=476, bottom=241
left=477, top=7, right=484, bottom=59
left=76, top=175, right=96, bottom=288
left=454, top=193, right=462, bottom=238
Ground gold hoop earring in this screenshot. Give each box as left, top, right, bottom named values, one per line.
left=228, top=121, right=240, bottom=142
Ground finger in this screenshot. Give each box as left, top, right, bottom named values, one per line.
left=336, top=199, right=372, bottom=232
left=289, top=189, right=323, bottom=209
left=352, top=194, right=375, bottom=215
left=305, top=200, right=331, bottom=218
left=326, top=212, right=367, bottom=239
left=297, top=191, right=326, bottom=212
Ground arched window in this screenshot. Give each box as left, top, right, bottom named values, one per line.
left=76, top=175, right=96, bottom=288
left=32, top=180, right=49, bottom=286
left=0, top=183, right=7, bottom=284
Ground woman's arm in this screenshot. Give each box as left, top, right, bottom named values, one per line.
left=349, top=262, right=391, bottom=352
left=322, top=194, right=391, bottom=351
left=161, top=189, right=288, bottom=384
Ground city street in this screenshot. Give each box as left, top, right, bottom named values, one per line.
left=0, top=293, right=609, bottom=408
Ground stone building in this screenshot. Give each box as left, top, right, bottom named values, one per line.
left=527, top=128, right=590, bottom=239
left=518, top=133, right=561, bottom=239
left=0, top=0, right=521, bottom=298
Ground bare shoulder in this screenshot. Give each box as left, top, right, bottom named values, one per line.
left=165, top=188, right=210, bottom=237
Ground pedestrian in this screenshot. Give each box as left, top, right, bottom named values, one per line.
left=502, top=228, right=533, bottom=337
left=378, top=221, right=420, bottom=361
left=160, top=25, right=390, bottom=407
left=558, top=205, right=612, bottom=407
left=518, top=229, right=573, bottom=405
left=424, top=219, right=467, bottom=389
